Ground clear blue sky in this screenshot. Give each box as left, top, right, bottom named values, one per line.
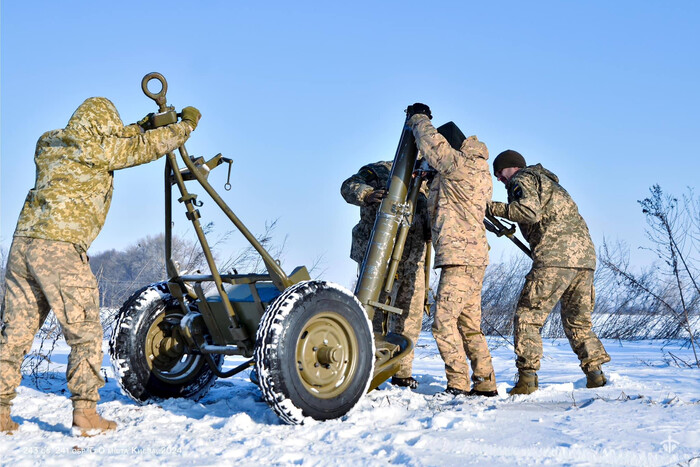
left=2, top=1, right=698, bottom=288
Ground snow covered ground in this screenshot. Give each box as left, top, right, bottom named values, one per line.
left=1, top=334, right=699, bottom=466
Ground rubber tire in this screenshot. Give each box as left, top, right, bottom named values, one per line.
left=109, top=282, right=222, bottom=402
left=254, top=280, right=374, bottom=424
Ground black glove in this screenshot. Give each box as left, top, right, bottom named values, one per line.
left=365, top=189, right=387, bottom=204
left=406, top=103, right=432, bottom=120
left=137, top=113, right=154, bottom=131
left=415, top=159, right=437, bottom=184
left=181, top=106, right=202, bottom=130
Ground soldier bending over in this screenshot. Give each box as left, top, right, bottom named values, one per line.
left=488, top=150, right=610, bottom=395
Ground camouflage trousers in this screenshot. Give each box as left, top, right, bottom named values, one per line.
left=433, top=265, right=496, bottom=392
left=514, top=267, right=611, bottom=373
left=370, top=245, right=426, bottom=379
left=0, top=236, right=105, bottom=409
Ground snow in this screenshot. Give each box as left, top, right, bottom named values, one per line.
left=2, top=334, right=699, bottom=466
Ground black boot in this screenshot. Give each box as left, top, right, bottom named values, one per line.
left=391, top=376, right=419, bottom=389
left=443, top=386, right=469, bottom=397
left=467, top=388, right=499, bottom=397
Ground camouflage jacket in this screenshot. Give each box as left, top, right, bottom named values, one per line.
left=489, top=164, right=596, bottom=269
left=14, top=97, right=193, bottom=252
left=340, top=160, right=430, bottom=264
left=408, top=114, right=492, bottom=267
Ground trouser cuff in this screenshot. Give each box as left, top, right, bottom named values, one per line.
left=72, top=400, right=97, bottom=410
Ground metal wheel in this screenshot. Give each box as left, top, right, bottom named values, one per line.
left=110, top=282, right=222, bottom=402
left=295, top=312, right=359, bottom=399
left=144, top=310, right=204, bottom=384
left=255, top=280, right=374, bottom=424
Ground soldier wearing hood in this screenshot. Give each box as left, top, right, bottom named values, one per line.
left=406, top=103, right=498, bottom=397
left=0, top=97, right=201, bottom=434
left=489, top=150, right=610, bottom=395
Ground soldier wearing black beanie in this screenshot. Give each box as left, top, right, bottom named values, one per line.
left=493, top=149, right=526, bottom=175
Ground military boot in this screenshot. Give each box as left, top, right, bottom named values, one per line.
left=467, top=388, right=499, bottom=397
left=508, top=371, right=538, bottom=395
left=470, top=373, right=497, bottom=397
left=443, top=386, right=470, bottom=397
left=72, top=408, right=117, bottom=436
left=391, top=376, right=419, bottom=389
left=0, top=406, right=19, bottom=434
left=585, top=367, right=607, bottom=388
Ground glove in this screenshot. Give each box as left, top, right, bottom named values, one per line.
left=487, top=201, right=507, bottom=218
left=406, top=103, right=432, bottom=120
left=415, top=158, right=437, bottom=183
left=137, top=113, right=154, bottom=131
left=365, top=189, right=387, bottom=204
left=181, top=106, right=202, bottom=130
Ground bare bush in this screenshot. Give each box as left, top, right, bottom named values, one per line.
left=599, top=185, right=699, bottom=366
left=90, top=221, right=287, bottom=309
left=480, top=255, right=529, bottom=340
left=19, top=313, right=62, bottom=388
left=421, top=246, right=633, bottom=345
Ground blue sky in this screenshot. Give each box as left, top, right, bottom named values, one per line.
left=2, top=1, right=698, bottom=288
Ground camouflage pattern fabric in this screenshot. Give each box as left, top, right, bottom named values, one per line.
left=0, top=237, right=104, bottom=409
left=340, top=160, right=392, bottom=263
left=14, top=97, right=193, bottom=253
left=1, top=97, right=194, bottom=410
left=488, top=164, right=596, bottom=269
left=340, top=161, right=430, bottom=264
left=341, top=160, right=430, bottom=377
left=408, top=114, right=492, bottom=268
left=433, top=266, right=496, bottom=392
left=514, top=267, right=610, bottom=372
left=407, top=114, right=496, bottom=391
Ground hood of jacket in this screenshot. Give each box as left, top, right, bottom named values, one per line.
left=65, top=97, right=125, bottom=138
left=519, top=163, right=559, bottom=184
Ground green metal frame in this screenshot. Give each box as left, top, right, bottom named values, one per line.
left=141, top=72, right=308, bottom=363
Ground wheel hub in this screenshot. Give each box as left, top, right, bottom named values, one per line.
left=145, top=313, right=186, bottom=372
left=316, top=346, right=341, bottom=365
left=295, top=312, right=358, bottom=399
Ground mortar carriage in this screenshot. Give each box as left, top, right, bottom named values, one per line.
left=109, top=73, right=427, bottom=424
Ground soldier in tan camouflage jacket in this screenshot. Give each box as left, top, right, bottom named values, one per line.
left=406, top=103, right=498, bottom=397
left=489, top=149, right=610, bottom=395
left=341, top=161, right=431, bottom=389
left=0, top=97, right=200, bottom=434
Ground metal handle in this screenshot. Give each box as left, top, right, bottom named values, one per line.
left=141, top=72, right=169, bottom=112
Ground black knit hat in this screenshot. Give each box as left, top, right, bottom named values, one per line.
left=493, top=149, right=526, bottom=174
left=437, top=122, right=466, bottom=151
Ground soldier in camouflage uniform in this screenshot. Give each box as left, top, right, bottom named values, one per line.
left=406, top=103, right=498, bottom=397
left=340, top=161, right=431, bottom=389
left=488, top=149, right=610, bottom=395
left=0, top=97, right=200, bottom=434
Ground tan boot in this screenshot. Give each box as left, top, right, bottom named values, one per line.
left=0, top=406, right=19, bottom=434
left=585, top=367, right=607, bottom=388
left=72, top=407, right=117, bottom=436
left=508, top=371, right=538, bottom=395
